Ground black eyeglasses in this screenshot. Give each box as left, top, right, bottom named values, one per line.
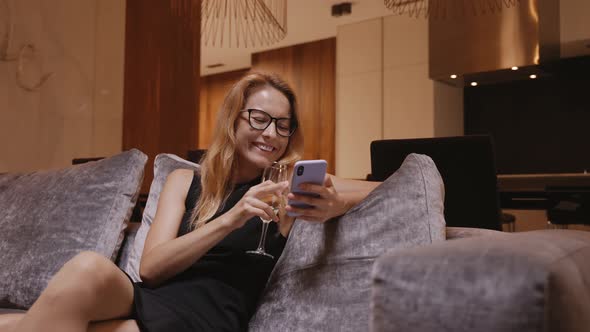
left=241, top=109, right=297, bottom=137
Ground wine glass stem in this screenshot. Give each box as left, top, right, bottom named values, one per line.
left=256, top=222, right=270, bottom=252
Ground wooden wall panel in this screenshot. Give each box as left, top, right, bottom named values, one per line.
left=123, top=0, right=200, bottom=193
left=251, top=38, right=336, bottom=174
left=198, top=69, right=249, bottom=149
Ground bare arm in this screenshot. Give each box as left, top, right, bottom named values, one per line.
left=284, top=174, right=381, bottom=225
left=139, top=169, right=288, bottom=288
left=330, top=175, right=381, bottom=209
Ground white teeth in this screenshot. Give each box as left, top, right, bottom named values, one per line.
left=255, top=143, right=274, bottom=152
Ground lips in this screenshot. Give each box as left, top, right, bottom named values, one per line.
left=253, top=142, right=276, bottom=153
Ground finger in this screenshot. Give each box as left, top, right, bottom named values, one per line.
left=251, top=198, right=279, bottom=222
left=243, top=196, right=276, bottom=221
left=250, top=181, right=287, bottom=198
left=287, top=193, right=319, bottom=207
left=324, top=174, right=334, bottom=186
left=297, top=182, right=329, bottom=197
left=285, top=204, right=316, bottom=217
left=259, top=180, right=289, bottom=193
left=249, top=180, right=276, bottom=193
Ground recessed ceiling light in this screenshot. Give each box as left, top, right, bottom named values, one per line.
left=470, top=82, right=478, bottom=86
left=450, top=74, right=457, bottom=79
left=511, top=66, right=518, bottom=71
left=529, top=74, right=537, bottom=79
left=206, top=63, right=224, bottom=69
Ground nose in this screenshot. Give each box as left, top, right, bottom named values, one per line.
left=262, top=120, right=278, bottom=137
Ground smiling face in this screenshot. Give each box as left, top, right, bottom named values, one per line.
left=233, top=85, right=291, bottom=182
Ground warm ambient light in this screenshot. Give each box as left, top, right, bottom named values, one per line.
left=470, top=82, right=478, bottom=86
left=511, top=66, right=519, bottom=70
left=450, top=74, right=457, bottom=79
left=529, top=74, right=537, bottom=79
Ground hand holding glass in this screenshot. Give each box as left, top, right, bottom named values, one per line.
left=246, top=162, right=288, bottom=259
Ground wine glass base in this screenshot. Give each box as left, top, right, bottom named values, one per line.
left=246, top=249, right=274, bottom=260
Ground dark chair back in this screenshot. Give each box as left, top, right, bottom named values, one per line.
left=370, top=135, right=501, bottom=230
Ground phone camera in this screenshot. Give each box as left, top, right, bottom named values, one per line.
left=297, top=166, right=304, bottom=176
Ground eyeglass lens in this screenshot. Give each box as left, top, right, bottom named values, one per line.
left=248, top=109, right=294, bottom=137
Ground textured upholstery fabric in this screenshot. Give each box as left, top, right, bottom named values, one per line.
left=249, top=153, right=446, bottom=331
left=446, top=226, right=504, bottom=240
left=124, top=153, right=199, bottom=281
left=0, top=149, right=147, bottom=309
left=116, top=223, right=140, bottom=270
left=371, top=229, right=590, bottom=332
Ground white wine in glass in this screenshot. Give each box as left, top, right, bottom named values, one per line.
left=246, top=162, right=288, bottom=259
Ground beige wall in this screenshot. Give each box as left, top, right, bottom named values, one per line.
left=0, top=0, right=125, bottom=172
left=336, top=15, right=463, bottom=179
left=560, top=0, right=590, bottom=58
left=336, top=18, right=384, bottom=179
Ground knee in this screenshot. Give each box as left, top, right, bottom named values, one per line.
left=67, top=251, right=111, bottom=276
left=51, top=251, right=117, bottom=296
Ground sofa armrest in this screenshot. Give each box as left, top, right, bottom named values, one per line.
left=371, top=230, right=590, bottom=332
left=446, top=226, right=505, bottom=240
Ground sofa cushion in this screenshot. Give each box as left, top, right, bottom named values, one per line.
left=371, top=229, right=590, bottom=332
left=249, top=153, right=446, bottom=331
left=124, top=153, right=199, bottom=281
left=0, top=149, right=146, bottom=309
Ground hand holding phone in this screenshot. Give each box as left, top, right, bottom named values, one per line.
left=287, top=160, right=327, bottom=217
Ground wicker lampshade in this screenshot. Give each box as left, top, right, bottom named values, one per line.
left=384, top=0, right=521, bottom=19
left=201, top=0, right=287, bottom=48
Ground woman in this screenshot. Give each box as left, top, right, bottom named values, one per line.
left=1, top=72, right=379, bottom=332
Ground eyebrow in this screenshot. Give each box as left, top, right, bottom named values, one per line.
left=248, top=108, right=291, bottom=119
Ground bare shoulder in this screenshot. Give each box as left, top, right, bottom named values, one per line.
left=167, top=168, right=195, bottom=183
left=162, top=169, right=195, bottom=199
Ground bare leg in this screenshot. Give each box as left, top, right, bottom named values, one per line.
left=88, top=319, right=140, bottom=332
left=14, top=251, right=135, bottom=332
left=0, top=313, right=24, bottom=332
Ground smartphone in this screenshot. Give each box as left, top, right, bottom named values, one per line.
left=287, top=159, right=328, bottom=217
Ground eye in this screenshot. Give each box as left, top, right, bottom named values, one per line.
left=252, top=116, right=268, bottom=124
left=277, top=120, right=291, bottom=130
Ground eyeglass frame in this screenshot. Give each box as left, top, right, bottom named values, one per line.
left=240, top=108, right=298, bottom=137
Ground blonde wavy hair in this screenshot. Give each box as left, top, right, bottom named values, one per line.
left=189, top=72, right=304, bottom=229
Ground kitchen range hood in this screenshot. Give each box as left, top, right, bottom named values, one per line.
left=429, top=0, right=560, bottom=86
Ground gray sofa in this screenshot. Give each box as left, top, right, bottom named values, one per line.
left=1, top=150, right=589, bottom=332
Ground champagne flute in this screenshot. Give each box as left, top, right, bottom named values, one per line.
left=247, top=162, right=288, bottom=259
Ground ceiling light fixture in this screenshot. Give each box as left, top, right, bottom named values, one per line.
left=383, top=0, right=521, bottom=19
left=450, top=74, right=457, bottom=79
left=529, top=74, right=537, bottom=79
left=511, top=66, right=518, bottom=70
left=201, top=0, right=287, bottom=48
left=470, top=82, right=478, bottom=86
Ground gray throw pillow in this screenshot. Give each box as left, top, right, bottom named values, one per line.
left=249, top=153, right=446, bottom=331
left=124, top=153, right=199, bottom=281
left=0, top=149, right=147, bottom=309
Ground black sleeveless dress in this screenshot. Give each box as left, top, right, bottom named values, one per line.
left=130, top=172, right=287, bottom=332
